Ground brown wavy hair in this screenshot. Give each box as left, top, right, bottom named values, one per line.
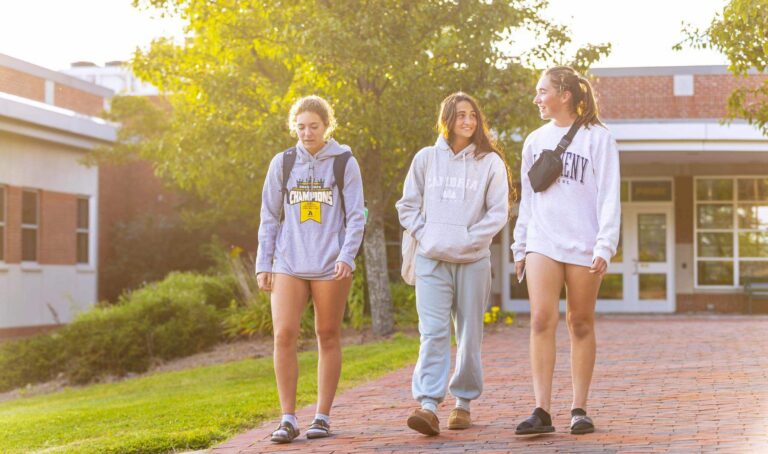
left=544, top=66, right=604, bottom=128
left=436, top=92, right=517, bottom=211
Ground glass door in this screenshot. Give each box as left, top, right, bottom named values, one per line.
left=599, top=205, right=675, bottom=312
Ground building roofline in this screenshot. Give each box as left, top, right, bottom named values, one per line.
left=0, top=92, right=117, bottom=146
left=589, top=65, right=764, bottom=77
left=0, top=53, right=114, bottom=98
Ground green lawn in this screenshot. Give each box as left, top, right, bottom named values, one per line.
left=0, top=334, right=419, bottom=453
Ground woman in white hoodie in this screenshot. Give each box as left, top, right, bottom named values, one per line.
left=512, top=66, right=620, bottom=435
left=397, top=92, right=511, bottom=436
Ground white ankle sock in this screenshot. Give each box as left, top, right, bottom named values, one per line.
left=281, top=414, right=298, bottom=428
left=421, top=398, right=438, bottom=414
left=314, top=413, right=330, bottom=424
left=456, top=397, right=471, bottom=412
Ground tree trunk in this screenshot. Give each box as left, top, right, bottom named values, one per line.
left=362, top=152, right=394, bottom=336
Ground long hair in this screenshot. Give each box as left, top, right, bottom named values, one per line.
left=436, top=92, right=517, bottom=212
left=544, top=66, right=604, bottom=128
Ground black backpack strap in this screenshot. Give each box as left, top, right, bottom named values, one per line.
left=280, top=147, right=297, bottom=222
left=333, top=151, right=352, bottom=226
left=554, top=121, right=582, bottom=156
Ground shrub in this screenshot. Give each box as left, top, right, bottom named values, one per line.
left=0, top=334, right=63, bottom=391
left=391, top=283, right=418, bottom=327
left=0, top=272, right=231, bottom=390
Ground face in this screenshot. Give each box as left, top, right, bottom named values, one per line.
left=533, top=75, right=570, bottom=120
left=451, top=100, right=477, bottom=142
left=295, top=111, right=328, bottom=152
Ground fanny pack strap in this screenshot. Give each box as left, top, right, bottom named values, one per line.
left=553, top=121, right=582, bottom=156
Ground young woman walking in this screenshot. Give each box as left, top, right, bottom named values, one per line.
left=397, top=92, right=511, bottom=435
left=512, top=66, right=621, bottom=435
left=256, top=95, right=365, bottom=443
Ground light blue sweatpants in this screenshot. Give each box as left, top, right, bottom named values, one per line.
left=412, top=254, right=491, bottom=405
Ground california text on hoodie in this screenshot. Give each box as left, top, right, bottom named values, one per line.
left=511, top=121, right=621, bottom=267
left=396, top=135, right=509, bottom=263
left=256, top=139, right=365, bottom=280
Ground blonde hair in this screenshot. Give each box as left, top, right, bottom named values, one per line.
left=288, top=95, right=337, bottom=139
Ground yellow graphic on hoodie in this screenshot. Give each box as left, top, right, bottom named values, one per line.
left=289, top=178, right=333, bottom=224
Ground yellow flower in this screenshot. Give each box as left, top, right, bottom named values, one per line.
left=491, top=306, right=500, bottom=313
left=504, top=315, right=514, bottom=325
left=483, top=312, right=492, bottom=324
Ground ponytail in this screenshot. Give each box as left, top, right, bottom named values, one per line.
left=544, top=66, right=604, bottom=128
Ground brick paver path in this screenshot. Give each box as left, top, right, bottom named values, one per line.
left=214, top=316, right=768, bottom=453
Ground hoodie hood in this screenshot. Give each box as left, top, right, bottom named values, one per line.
left=433, top=135, right=476, bottom=201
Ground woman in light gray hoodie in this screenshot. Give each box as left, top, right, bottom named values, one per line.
left=397, top=92, right=511, bottom=435
left=256, top=96, right=365, bottom=443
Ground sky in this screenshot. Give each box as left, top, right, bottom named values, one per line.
left=0, top=0, right=730, bottom=72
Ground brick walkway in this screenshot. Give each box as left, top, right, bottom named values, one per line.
left=214, top=316, right=768, bottom=453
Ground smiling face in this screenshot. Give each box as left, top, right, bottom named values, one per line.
left=295, top=111, right=328, bottom=154
left=450, top=100, right=478, bottom=144
left=534, top=75, right=571, bottom=121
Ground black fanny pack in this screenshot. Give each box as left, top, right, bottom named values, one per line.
left=527, top=121, right=581, bottom=193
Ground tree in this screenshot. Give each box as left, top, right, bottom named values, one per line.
left=124, top=0, right=608, bottom=335
left=677, top=0, right=768, bottom=133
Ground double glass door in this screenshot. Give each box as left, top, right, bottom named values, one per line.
left=600, top=205, right=675, bottom=312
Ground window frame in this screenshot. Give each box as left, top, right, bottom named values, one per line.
left=21, top=189, right=39, bottom=263
left=694, top=176, right=768, bottom=289
left=76, top=196, right=90, bottom=264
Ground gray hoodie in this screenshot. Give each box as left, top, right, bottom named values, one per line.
left=256, top=139, right=365, bottom=279
left=396, top=136, right=509, bottom=263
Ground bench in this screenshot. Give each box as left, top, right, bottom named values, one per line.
left=744, top=280, right=768, bottom=314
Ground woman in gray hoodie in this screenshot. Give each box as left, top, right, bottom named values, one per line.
left=397, top=92, right=511, bottom=435
left=256, top=96, right=365, bottom=443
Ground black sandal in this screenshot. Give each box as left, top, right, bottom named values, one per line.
left=270, top=421, right=300, bottom=443
left=515, top=407, right=555, bottom=435
left=570, top=409, right=594, bottom=434
left=306, top=418, right=331, bottom=439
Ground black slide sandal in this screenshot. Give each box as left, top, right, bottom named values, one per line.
left=515, top=408, right=555, bottom=435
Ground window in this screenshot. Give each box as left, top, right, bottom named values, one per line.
left=0, top=186, right=5, bottom=261
left=77, top=197, right=89, bottom=264
left=695, top=177, right=768, bottom=287
left=22, top=190, right=38, bottom=261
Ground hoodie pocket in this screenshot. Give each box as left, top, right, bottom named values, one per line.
left=419, top=222, right=476, bottom=261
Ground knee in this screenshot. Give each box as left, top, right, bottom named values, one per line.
left=316, top=327, right=341, bottom=349
left=273, top=328, right=300, bottom=350
left=567, top=314, right=594, bottom=339
left=530, top=313, right=557, bottom=335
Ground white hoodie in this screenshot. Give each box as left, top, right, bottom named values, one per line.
left=396, top=136, right=509, bottom=263
left=511, top=122, right=621, bottom=267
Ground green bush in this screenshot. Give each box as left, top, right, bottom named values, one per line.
left=391, top=283, right=418, bottom=327
left=0, top=333, right=63, bottom=391
left=0, top=272, right=231, bottom=391
left=119, top=271, right=239, bottom=310
left=62, top=294, right=222, bottom=384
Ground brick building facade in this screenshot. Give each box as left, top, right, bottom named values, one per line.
left=0, top=53, right=116, bottom=338
left=502, top=66, right=768, bottom=314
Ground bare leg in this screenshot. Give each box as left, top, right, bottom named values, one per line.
left=564, top=263, right=601, bottom=411
left=525, top=253, right=565, bottom=413
left=271, top=273, right=310, bottom=415
left=310, top=276, right=352, bottom=415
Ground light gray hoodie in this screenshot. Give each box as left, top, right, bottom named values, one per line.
left=256, top=139, right=365, bottom=279
left=396, top=136, right=509, bottom=263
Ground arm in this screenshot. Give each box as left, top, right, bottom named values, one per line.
left=255, top=153, right=284, bottom=274
left=395, top=149, right=428, bottom=241
left=336, top=156, right=366, bottom=270
left=511, top=139, right=534, bottom=262
left=592, top=131, right=621, bottom=265
left=468, top=155, right=509, bottom=247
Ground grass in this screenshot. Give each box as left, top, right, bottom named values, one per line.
left=0, top=333, right=420, bottom=453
